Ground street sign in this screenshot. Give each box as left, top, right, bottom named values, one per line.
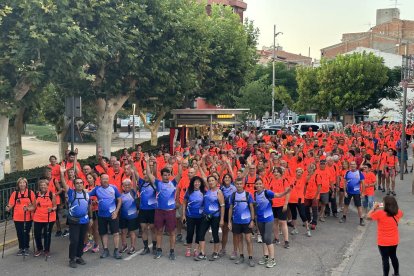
left=64, top=122, right=83, bottom=143
left=402, top=55, right=414, bottom=81
left=65, top=97, right=82, bottom=118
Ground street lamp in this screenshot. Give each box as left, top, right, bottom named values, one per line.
left=272, top=25, right=283, bottom=124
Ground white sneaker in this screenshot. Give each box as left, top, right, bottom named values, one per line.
left=257, top=234, right=263, bottom=243
left=290, top=228, right=299, bottom=235
left=219, top=227, right=222, bottom=234
left=306, top=230, right=311, bottom=237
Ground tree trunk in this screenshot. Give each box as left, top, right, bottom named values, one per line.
left=95, top=96, right=129, bottom=158
left=139, top=108, right=166, bottom=147
left=56, top=117, right=70, bottom=161
left=8, top=106, right=25, bottom=172
left=0, top=115, right=9, bottom=180
left=150, top=127, right=159, bottom=147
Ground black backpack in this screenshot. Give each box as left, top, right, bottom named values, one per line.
left=69, top=190, right=88, bottom=207
left=230, top=191, right=249, bottom=208
left=14, top=189, right=34, bottom=205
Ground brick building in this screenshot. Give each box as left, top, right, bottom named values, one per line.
left=321, top=8, right=414, bottom=58
left=206, top=0, right=247, bottom=21
left=257, top=46, right=313, bottom=67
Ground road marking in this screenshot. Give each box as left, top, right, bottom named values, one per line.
left=123, top=244, right=153, bottom=261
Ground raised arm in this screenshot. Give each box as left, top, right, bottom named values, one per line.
left=174, top=156, right=183, bottom=183
left=144, top=153, right=155, bottom=184
left=60, top=164, right=69, bottom=193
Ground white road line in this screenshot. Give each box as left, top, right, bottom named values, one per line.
left=123, top=244, right=153, bottom=261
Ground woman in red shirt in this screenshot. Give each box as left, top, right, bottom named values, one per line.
left=288, top=168, right=310, bottom=237
left=367, top=196, right=403, bottom=276
left=29, top=179, right=57, bottom=258
left=5, top=177, right=36, bottom=256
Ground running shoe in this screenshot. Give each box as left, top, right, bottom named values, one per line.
left=83, top=242, right=93, bottom=253
left=62, top=229, right=69, bottom=237
left=128, top=247, right=136, bottom=255
left=169, top=251, right=176, bottom=260
left=386, top=191, right=391, bottom=195
left=306, top=230, right=312, bottom=237
left=208, top=252, right=219, bottom=261
left=100, top=248, right=110, bottom=258
left=290, top=228, right=299, bottom=235
left=248, top=258, right=255, bottom=267
left=319, top=217, right=326, bottom=222
left=34, top=250, right=43, bottom=257
left=310, top=224, right=316, bottom=230
left=154, top=250, right=162, bottom=259
left=194, top=253, right=206, bottom=261
left=113, top=249, right=122, bottom=259
left=392, top=191, right=396, bottom=196
left=22, top=249, right=29, bottom=256
left=273, top=239, right=280, bottom=245
left=284, top=241, right=290, bottom=249
left=76, top=257, right=86, bottom=265
left=266, top=258, right=276, bottom=268
left=339, top=217, right=346, bottom=223
left=119, top=244, right=128, bottom=254
left=218, top=249, right=226, bottom=257
left=140, top=247, right=150, bottom=255
left=258, top=256, right=268, bottom=265
left=176, top=234, right=183, bottom=243
left=360, top=219, right=366, bottom=226
left=235, top=256, right=244, bottom=264
left=229, top=251, right=237, bottom=260
left=55, top=231, right=62, bottom=237
left=257, top=234, right=263, bottom=243
left=69, top=259, right=77, bottom=268
left=185, top=248, right=192, bottom=257
left=44, top=251, right=50, bottom=258
left=193, top=249, right=199, bottom=257
left=91, top=244, right=99, bottom=253
left=16, top=249, right=24, bottom=256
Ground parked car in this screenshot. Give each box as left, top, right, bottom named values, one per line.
left=292, top=123, right=329, bottom=136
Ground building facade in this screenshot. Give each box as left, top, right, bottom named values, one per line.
left=206, top=0, right=247, bottom=21
left=321, top=8, right=414, bottom=58
left=257, top=46, right=313, bottom=66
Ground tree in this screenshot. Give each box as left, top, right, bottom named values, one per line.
left=0, top=1, right=48, bottom=179
left=295, top=52, right=390, bottom=117
left=236, top=78, right=271, bottom=119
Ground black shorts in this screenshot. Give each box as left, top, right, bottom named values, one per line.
left=119, top=217, right=139, bottom=232
left=98, top=216, right=119, bottom=235
left=223, top=208, right=230, bottom=223
left=232, top=223, right=252, bottom=234
left=344, top=194, right=361, bottom=207
left=92, top=211, right=98, bottom=221
left=339, top=188, right=344, bottom=192
left=138, top=209, right=155, bottom=224
left=272, top=207, right=287, bottom=221
left=377, top=170, right=383, bottom=178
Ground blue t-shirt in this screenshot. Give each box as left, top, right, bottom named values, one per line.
left=220, top=183, right=237, bottom=209
left=255, top=190, right=275, bottom=223
left=345, top=170, right=364, bottom=195
left=138, top=178, right=157, bottom=210
left=155, top=179, right=177, bottom=210
left=67, top=189, right=90, bottom=224
left=184, top=190, right=204, bottom=218
left=89, top=185, right=121, bottom=218
left=230, top=191, right=253, bottom=224
left=203, top=189, right=220, bottom=217
left=120, top=190, right=138, bottom=220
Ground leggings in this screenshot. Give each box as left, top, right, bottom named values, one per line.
left=304, top=199, right=318, bottom=225
left=199, top=216, right=220, bottom=243
left=186, top=217, right=202, bottom=245
left=34, top=221, right=55, bottom=252
left=288, top=202, right=307, bottom=222
left=378, top=245, right=399, bottom=276
left=14, top=221, right=32, bottom=250
left=257, top=221, right=273, bottom=245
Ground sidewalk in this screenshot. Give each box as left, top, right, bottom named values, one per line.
left=0, top=216, right=19, bottom=250
left=341, top=173, right=414, bottom=275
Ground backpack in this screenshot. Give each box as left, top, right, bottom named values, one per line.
left=230, top=191, right=249, bottom=208
left=254, top=190, right=272, bottom=203
left=14, top=189, right=34, bottom=205
left=69, top=190, right=88, bottom=207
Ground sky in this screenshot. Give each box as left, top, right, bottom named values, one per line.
left=243, top=0, right=414, bottom=59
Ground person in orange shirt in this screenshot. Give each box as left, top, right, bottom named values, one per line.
left=362, top=164, right=376, bottom=216
left=48, top=155, right=61, bottom=182
left=287, top=168, right=310, bottom=237
left=268, top=167, right=291, bottom=248
left=338, top=160, right=349, bottom=211
left=367, top=196, right=403, bottom=276
left=303, top=163, right=321, bottom=230
left=29, top=179, right=57, bottom=258
left=381, top=148, right=399, bottom=196
left=316, top=160, right=332, bottom=222
left=5, top=177, right=36, bottom=256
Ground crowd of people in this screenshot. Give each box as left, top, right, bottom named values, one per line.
left=4, top=121, right=404, bottom=274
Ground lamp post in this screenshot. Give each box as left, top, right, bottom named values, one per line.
left=400, top=43, right=409, bottom=180
left=132, top=103, right=136, bottom=149
left=272, top=25, right=283, bottom=124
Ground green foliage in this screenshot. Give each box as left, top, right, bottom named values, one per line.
left=236, top=78, right=271, bottom=119
left=295, top=52, right=391, bottom=116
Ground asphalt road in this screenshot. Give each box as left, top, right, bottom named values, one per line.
left=1, top=211, right=365, bottom=276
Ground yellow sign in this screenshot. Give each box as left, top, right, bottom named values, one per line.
left=217, top=114, right=234, bottom=119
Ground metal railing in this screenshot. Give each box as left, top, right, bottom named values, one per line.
left=0, top=178, right=38, bottom=222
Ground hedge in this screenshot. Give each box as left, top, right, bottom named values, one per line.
left=0, top=135, right=170, bottom=186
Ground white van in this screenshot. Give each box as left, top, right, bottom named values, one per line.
left=292, top=123, right=329, bottom=136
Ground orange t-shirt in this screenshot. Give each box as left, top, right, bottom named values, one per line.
left=288, top=176, right=305, bottom=203
left=8, top=190, right=35, bottom=222
left=304, top=173, right=321, bottom=199
left=48, top=178, right=61, bottom=205
left=244, top=174, right=258, bottom=195
left=370, top=209, right=403, bottom=246
left=177, top=177, right=190, bottom=204
left=316, top=169, right=331, bottom=193
left=33, top=192, right=56, bottom=223
left=363, top=171, right=376, bottom=196
left=268, top=176, right=290, bottom=207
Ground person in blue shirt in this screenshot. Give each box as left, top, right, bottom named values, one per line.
left=182, top=176, right=206, bottom=258
left=340, top=161, right=365, bottom=226
left=60, top=164, right=92, bottom=268
left=228, top=178, right=255, bottom=267
left=119, top=178, right=139, bottom=255
left=145, top=153, right=182, bottom=261
left=254, top=177, right=290, bottom=268
left=194, top=175, right=225, bottom=262
left=136, top=166, right=157, bottom=255
left=89, top=173, right=122, bottom=259
left=219, top=172, right=237, bottom=259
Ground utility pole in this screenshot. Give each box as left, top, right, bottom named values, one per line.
left=272, top=25, right=283, bottom=124
left=132, top=103, right=136, bottom=149
left=401, top=43, right=408, bottom=180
